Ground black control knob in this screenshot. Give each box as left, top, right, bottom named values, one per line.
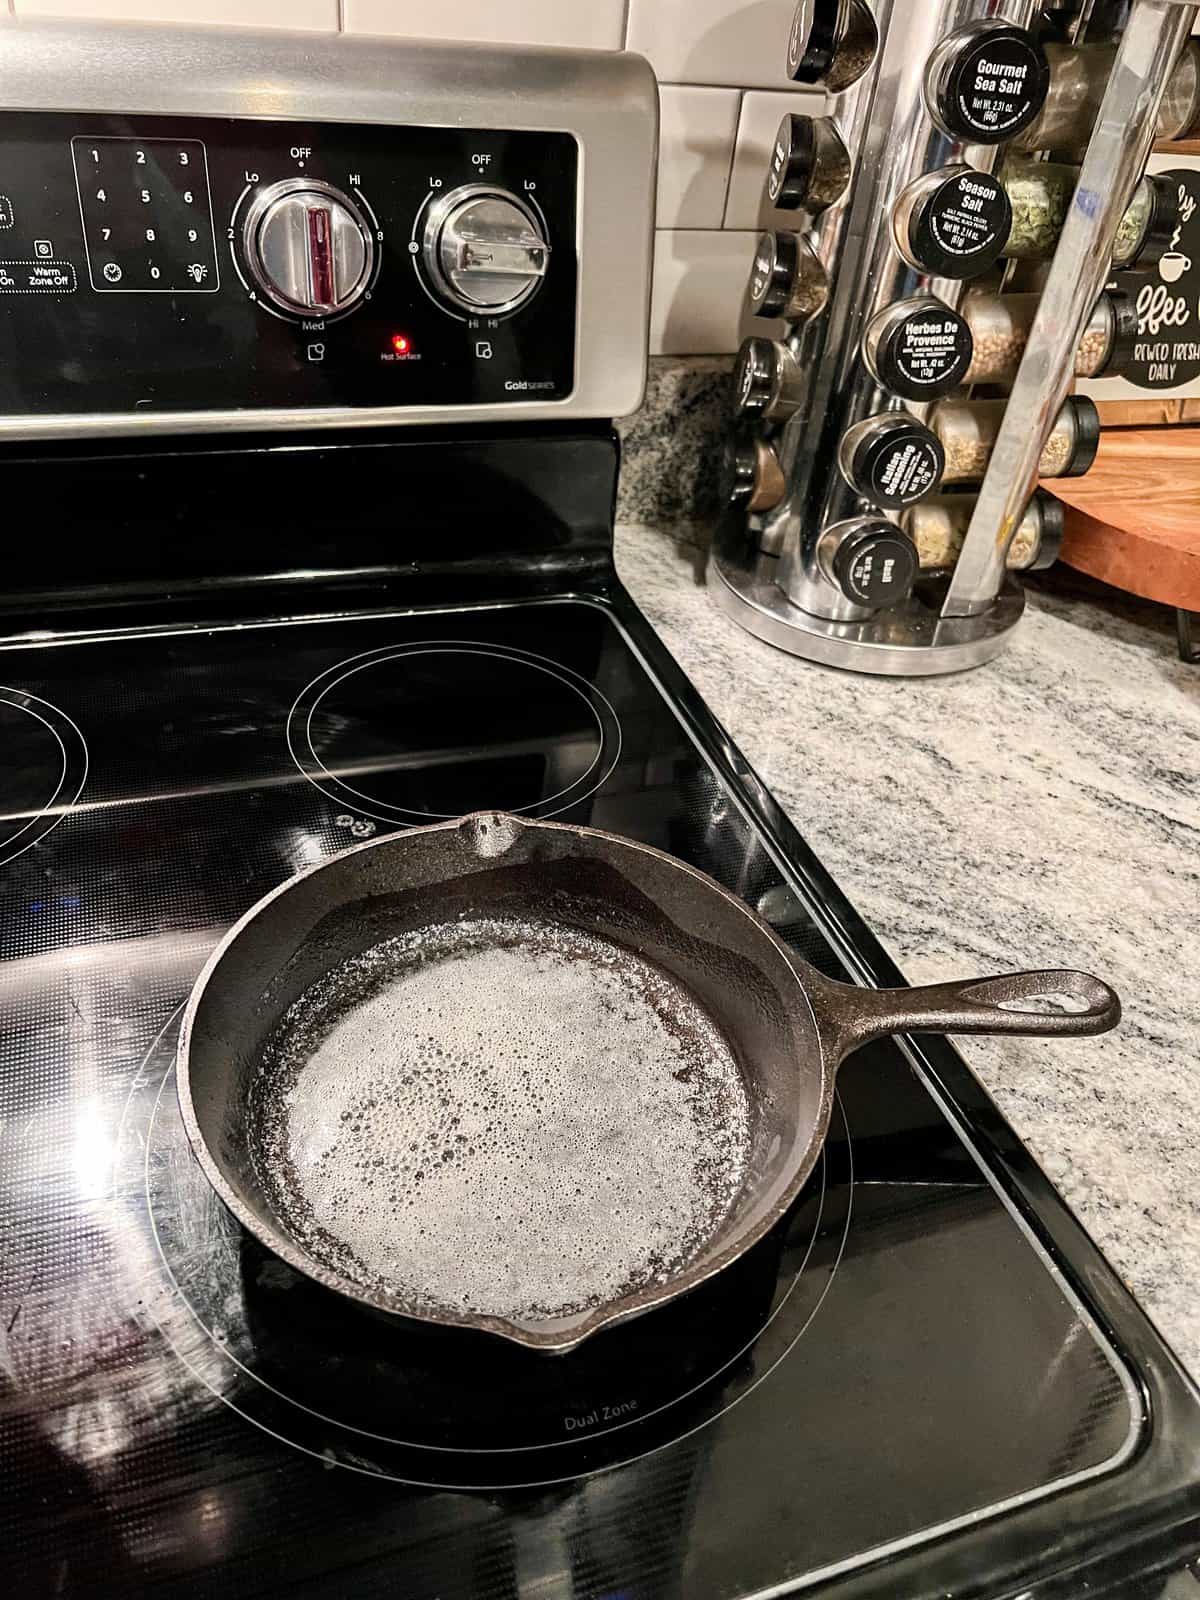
left=818, top=518, right=918, bottom=608
left=733, top=337, right=806, bottom=422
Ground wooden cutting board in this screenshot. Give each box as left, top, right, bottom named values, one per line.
left=1046, top=426, right=1200, bottom=610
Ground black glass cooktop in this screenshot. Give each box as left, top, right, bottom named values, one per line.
left=0, top=594, right=1191, bottom=1598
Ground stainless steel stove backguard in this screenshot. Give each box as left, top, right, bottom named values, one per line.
left=0, top=17, right=656, bottom=440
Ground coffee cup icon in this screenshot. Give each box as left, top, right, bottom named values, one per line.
left=1159, top=250, right=1192, bottom=284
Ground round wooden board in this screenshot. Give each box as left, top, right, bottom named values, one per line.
left=1046, top=427, right=1200, bottom=611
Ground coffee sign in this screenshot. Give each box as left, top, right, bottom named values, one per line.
left=1112, top=168, right=1200, bottom=391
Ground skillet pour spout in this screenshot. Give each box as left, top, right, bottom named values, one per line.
left=177, top=810, right=1120, bottom=1354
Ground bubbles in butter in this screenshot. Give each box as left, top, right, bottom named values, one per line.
left=250, top=918, right=750, bottom=1325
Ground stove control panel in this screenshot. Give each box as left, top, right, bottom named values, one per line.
left=0, top=111, right=579, bottom=426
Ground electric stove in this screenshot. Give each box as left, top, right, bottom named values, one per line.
left=2, top=425, right=1199, bottom=1600
left=0, top=18, right=1198, bottom=1600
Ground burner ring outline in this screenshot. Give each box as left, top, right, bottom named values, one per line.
left=0, top=686, right=88, bottom=866
left=286, top=640, right=622, bottom=825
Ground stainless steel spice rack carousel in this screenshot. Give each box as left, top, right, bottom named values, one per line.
left=710, top=0, right=1200, bottom=676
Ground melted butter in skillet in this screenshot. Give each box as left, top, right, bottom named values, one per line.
left=251, top=919, right=751, bottom=1325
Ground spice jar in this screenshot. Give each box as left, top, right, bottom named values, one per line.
left=932, top=395, right=1099, bottom=483
left=925, top=19, right=1050, bottom=144
left=1112, top=174, right=1178, bottom=269
left=766, top=114, right=852, bottom=214
left=892, top=165, right=1012, bottom=280
left=724, top=435, right=786, bottom=512
left=1158, top=39, right=1200, bottom=144
left=862, top=297, right=974, bottom=401
left=961, top=287, right=1138, bottom=385
left=1011, top=43, right=1109, bottom=157
left=905, top=491, right=1064, bottom=572
left=749, top=230, right=829, bottom=323
left=787, top=0, right=878, bottom=93
left=1001, top=158, right=1075, bottom=258
left=815, top=518, right=919, bottom=608
left=1013, top=39, right=1200, bottom=156
left=733, top=336, right=807, bottom=422
left=1003, top=160, right=1182, bottom=269
left=838, top=413, right=945, bottom=508
left=1074, top=290, right=1139, bottom=376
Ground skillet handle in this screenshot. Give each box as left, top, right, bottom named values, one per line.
left=807, top=968, right=1121, bottom=1065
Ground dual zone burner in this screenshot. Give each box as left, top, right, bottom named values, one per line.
left=116, top=1014, right=853, bottom=1490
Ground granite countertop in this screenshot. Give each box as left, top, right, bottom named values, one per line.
left=616, top=520, right=1200, bottom=1378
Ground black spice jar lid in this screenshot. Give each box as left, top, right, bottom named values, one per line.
left=1099, top=288, right=1139, bottom=375
left=1028, top=491, right=1065, bottom=570
left=1063, top=396, right=1101, bottom=477
left=733, top=337, right=784, bottom=418
left=928, top=21, right=1050, bottom=145
left=787, top=0, right=842, bottom=84
left=902, top=168, right=1012, bottom=279
left=750, top=230, right=828, bottom=323
left=767, top=114, right=815, bottom=209
left=723, top=434, right=758, bottom=505
left=723, top=434, right=786, bottom=512
left=847, top=415, right=945, bottom=508
left=867, top=299, right=974, bottom=401
left=749, top=230, right=800, bottom=318
left=832, top=522, right=919, bottom=607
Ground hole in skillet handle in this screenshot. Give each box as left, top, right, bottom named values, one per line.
left=993, top=989, right=1098, bottom=1016
left=953, top=970, right=1121, bottom=1026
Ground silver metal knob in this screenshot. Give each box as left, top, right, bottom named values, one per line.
left=243, top=179, right=374, bottom=317
left=422, top=185, right=549, bottom=315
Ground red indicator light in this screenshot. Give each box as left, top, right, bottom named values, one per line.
left=391, top=333, right=412, bottom=354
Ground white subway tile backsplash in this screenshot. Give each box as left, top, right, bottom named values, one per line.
left=627, top=0, right=803, bottom=92
left=14, top=0, right=337, bottom=25
left=724, top=88, right=825, bottom=229
left=650, top=229, right=782, bottom=354
left=343, top=0, right=624, bottom=48
left=657, top=86, right=740, bottom=229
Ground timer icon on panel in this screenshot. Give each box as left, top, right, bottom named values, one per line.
left=71, top=136, right=220, bottom=294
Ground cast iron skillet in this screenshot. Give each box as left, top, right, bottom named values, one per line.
left=177, top=811, right=1119, bottom=1354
